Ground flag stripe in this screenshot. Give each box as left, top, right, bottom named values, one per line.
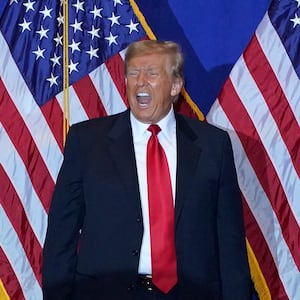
left=230, top=56, right=300, bottom=229
left=0, top=205, right=42, bottom=299
left=105, top=53, right=128, bottom=107
left=0, top=32, right=62, bottom=182
left=0, top=165, right=42, bottom=286
left=207, top=99, right=300, bottom=299
left=90, top=63, right=127, bottom=115
left=0, top=124, right=48, bottom=247
left=0, top=79, right=54, bottom=212
left=244, top=35, right=300, bottom=177
left=40, top=98, right=64, bottom=153
left=242, top=199, right=287, bottom=299
left=56, top=87, right=89, bottom=126
left=73, top=75, right=108, bottom=119
left=219, top=78, right=300, bottom=268
left=257, top=13, right=300, bottom=125
left=0, top=247, right=24, bottom=300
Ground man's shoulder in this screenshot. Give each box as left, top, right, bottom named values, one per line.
left=176, top=112, right=228, bottom=138
left=71, top=110, right=129, bottom=131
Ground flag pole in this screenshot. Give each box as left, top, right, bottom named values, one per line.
left=63, top=0, right=69, bottom=145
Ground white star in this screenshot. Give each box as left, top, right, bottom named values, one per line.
left=105, top=32, right=118, bottom=46
left=69, top=60, right=79, bottom=74
left=32, top=46, right=45, bottom=60
left=126, top=19, right=139, bottom=34
left=86, top=45, right=99, bottom=59
left=47, top=73, right=59, bottom=87
left=113, top=0, right=123, bottom=7
left=50, top=52, right=61, bottom=67
left=108, top=12, right=120, bottom=26
left=9, top=0, right=18, bottom=5
left=70, top=19, right=83, bottom=33
left=36, top=25, right=49, bottom=40
left=290, top=13, right=300, bottom=28
left=23, top=0, right=35, bottom=12
left=296, top=0, right=300, bottom=8
left=73, top=0, right=84, bottom=13
left=54, top=32, right=63, bottom=46
left=57, top=12, right=64, bottom=26
left=89, top=5, right=103, bottom=20
left=19, top=18, right=32, bottom=32
left=88, top=25, right=101, bottom=40
left=69, top=39, right=81, bottom=54
left=39, top=6, right=53, bottom=20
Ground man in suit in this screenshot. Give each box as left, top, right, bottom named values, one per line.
left=42, top=40, right=251, bottom=299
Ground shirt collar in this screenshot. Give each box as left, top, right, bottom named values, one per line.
left=130, top=106, right=176, bottom=142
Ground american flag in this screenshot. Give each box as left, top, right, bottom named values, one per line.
left=0, top=0, right=149, bottom=299
left=207, top=0, right=300, bottom=298
left=1, top=0, right=300, bottom=300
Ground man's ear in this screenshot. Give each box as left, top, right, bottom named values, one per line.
left=171, top=78, right=183, bottom=97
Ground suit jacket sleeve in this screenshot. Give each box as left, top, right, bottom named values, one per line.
left=42, top=125, right=84, bottom=300
left=217, top=132, right=251, bottom=299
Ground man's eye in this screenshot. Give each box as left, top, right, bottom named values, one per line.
left=127, top=71, right=139, bottom=76
left=148, top=70, right=159, bottom=76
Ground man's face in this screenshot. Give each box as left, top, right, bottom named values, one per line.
left=126, top=53, right=182, bottom=124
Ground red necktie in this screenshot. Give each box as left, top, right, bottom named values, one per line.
left=146, top=124, right=177, bottom=294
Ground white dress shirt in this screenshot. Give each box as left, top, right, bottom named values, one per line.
left=130, top=107, right=177, bottom=275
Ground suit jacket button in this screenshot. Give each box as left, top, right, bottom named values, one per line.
left=128, top=284, right=135, bottom=291
left=132, top=249, right=139, bottom=256
left=136, top=218, right=141, bottom=222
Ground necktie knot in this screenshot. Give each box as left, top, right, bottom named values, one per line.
left=148, top=124, right=161, bottom=136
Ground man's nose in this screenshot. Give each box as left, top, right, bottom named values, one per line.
left=136, top=72, right=146, bottom=86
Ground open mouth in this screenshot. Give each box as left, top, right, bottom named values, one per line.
left=136, top=92, right=151, bottom=107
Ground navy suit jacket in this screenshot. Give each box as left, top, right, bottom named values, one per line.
left=42, top=109, right=251, bottom=299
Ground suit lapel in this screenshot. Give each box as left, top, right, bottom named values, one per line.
left=104, top=111, right=202, bottom=226
left=175, top=114, right=202, bottom=226
left=107, top=110, right=142, bottom=211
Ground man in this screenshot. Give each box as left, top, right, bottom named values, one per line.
left=42, top=40, right=251, bottom=299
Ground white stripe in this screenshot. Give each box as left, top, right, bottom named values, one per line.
left=56, top=86, right=89, bottom=126
left=0, top=205, right=43, bottom=300
left=119, top=48, right=127, bottom=60
left=207, top=100, right=300, bottom=299
left=90, top=63, right=127, bottom=115
left=0, top=124, right=47, bottom=246
left=0, top=32, right=62, bottom=182
left=256, top=13, right=300, bottom=126
left=229, top=56, right=300, bottom=225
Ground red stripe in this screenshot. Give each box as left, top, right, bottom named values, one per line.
left=40, top=97, right=64, bottom=152
left=0, top=165, right=42, bottom=286
left=105, top=53, right=128, bottom=107
left=242, top=198, right=287, bottom=300
left=72, top=75, right=107, bottom=119
left=219, top=79, right=300, bottom=269
left=244, top=35, right=300, bottom=177
left=0, top=236, right=25, bottom=300
left=0, top=79, right=54, bottom=212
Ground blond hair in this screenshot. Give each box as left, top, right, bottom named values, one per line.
left=124, top=40, right=184, bottom=80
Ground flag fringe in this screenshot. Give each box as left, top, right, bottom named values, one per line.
left=246, top=239, right=272, bottom=300
left=129, top=0, right=156, bottom=40
left=0, top=279, right=10, bottom=300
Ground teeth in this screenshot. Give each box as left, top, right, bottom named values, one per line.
left=136, top=92, right=149, bottom=97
